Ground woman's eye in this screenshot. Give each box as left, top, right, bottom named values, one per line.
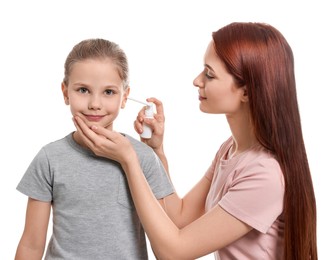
left=105, top=89, right=114, bottom=95
left=204, top=68, right=215, bottom=79
left=205, top=73, right=214, bottom=79
left=78, top=87, right=89, bottom=94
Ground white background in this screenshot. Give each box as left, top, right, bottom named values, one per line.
left=1, top=0, right=326, bottom=259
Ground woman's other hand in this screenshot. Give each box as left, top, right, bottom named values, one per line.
left=73, top=116, right=136, bottom=164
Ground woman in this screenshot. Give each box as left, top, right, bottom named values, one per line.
left=74, top=22, right=317, bottom=259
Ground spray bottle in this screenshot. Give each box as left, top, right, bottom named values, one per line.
left=128, top=98, right=154, bottom=139
left=140, top=102, right=154, bottom=139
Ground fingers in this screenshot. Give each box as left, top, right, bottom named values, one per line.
left=134, top=115, right=159, bottom=136
left=133, top=97, right=166, bottom=142
left=73, top=116, right=136, bottom=165
left=134, top=119, right=143, bottom=135
left=146, top=97, right=164, bottom=116
left=89, top=124, right=121, bottom=143
left=72, top=116, right=97, bottom=148
left=74, top=116, right=119, bottom=143
left=134, top=106, right=146, bottom=134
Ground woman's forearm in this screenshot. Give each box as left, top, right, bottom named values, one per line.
left=120, top=155, right=186, bottom=259
left=152, top=144, right=169, bottom=175
left=153, top=144, right=210, bottom=229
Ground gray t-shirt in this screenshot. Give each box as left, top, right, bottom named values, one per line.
left=17, top=133, right=174, bottom=260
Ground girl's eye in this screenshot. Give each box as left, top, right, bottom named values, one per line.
left=105, top=89, right=114, bottom=95
left=78, top=87, right=89, bottom=94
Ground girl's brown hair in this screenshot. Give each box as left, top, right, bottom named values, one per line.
left=212, top=22, right=317, bottom=260
left=63, top=38, right=129, bottom=89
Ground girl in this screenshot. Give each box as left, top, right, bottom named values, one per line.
left=15, top=39, right=174, bottom=260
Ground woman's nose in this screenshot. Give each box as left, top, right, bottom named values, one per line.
left=193, top=73, right=203, bottom=88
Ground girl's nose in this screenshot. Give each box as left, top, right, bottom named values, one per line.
left=88, top=95, right=102, bottom=110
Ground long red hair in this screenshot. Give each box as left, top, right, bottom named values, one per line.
left=212, top=22, right=317, bottom=260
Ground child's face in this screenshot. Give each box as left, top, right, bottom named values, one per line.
left=62, top=58, right=129, bottom=130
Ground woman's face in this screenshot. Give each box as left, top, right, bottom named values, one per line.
left=193, top=41, right=246, bottom=115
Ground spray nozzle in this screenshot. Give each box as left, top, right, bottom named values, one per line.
left=128, top=98, right=153, bottom=113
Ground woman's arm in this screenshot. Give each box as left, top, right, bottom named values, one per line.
left=15, top=198, right=51, bottom=260
left=162, top=176, right=211, bottom=228
left=73, top=117, right=252, bottom=259
left=133, top=98, right=211, bottom=227
left=125, top=157, right=251, bottom=259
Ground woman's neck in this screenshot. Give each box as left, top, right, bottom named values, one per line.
left=226, top=110, right=258, bottom=158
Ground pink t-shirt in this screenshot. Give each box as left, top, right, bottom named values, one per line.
left=205, top=137, right=284, bottom=259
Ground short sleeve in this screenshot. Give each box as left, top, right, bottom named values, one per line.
left=140, top=149, right=175, bottom=199
left=16, top=148, right=53, bottom=202
left=205, top=152, right=220, bottom=181
left=127, top=134, right=175, bottom=200
left=205, top=137, right=232, bottom=181
left=219, top=158, right=284, bottom=233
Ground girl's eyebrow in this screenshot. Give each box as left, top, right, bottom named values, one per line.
left=72, top=82, right=120, bottom=89
left=72, top=82, right=89, bottom=87
left=103, top=85, right=120, bottom=91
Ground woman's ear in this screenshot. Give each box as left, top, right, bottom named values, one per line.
left=61, top=82, right=69, bottom=105
left=121, top=87, right=130, bottom=109
left=241, top=86, right=249, bottom=102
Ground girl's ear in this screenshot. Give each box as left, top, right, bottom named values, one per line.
left=121, top=87, right=130, bottom=109
left=61, top=82, right=69, bottom=105
left=241, top=86, right=249, bottom=102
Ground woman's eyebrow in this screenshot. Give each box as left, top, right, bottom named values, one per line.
left=204, top=64, right=214, bottom=71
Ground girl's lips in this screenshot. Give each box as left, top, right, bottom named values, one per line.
left=85, top=115, right=104, bottom=122
left=198, top=95, right=207, bottom=101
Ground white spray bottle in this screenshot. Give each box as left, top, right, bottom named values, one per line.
left=128, top=98, right=154, bottom=139
left=140, top=102, right=154, bottom=139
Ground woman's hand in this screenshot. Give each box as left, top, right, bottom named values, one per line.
left=134, top=97, right=165, bottom=152
left=73, top=116, right=136, bottom=165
